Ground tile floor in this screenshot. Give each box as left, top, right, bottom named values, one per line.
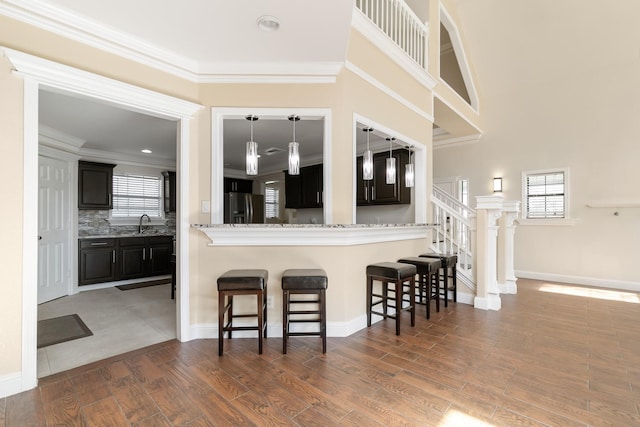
left=37, top=283, right=176, bottom=378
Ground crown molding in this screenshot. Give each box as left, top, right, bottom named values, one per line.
left=0, top=0, right=345, bottom=84
left=0, top=0, right=198, bottom=80
left=38, top=124, right=85, bottom=151
left=433, top=133, right=481, bottom=149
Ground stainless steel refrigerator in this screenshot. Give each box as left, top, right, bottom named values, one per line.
left=224, top=192, right=265, bottom=224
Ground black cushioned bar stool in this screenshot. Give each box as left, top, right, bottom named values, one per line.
left=397, top=257, right=442, bottom=319
left=366, top=262, right=417, bottom=335
left=217, top=269, right=268, bottom=356
left=420, top=253, right=458, bottom=306
left=282, top=269, right=328, bottom=354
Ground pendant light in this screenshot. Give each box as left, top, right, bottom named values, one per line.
left=288, top=115, right=300, bottom=175
left=362, top=127, right=374, bottom=180
left=405, top=145, right=414, bottom=188
left=385, top=137, right=396, bottom=184
left=245, top=115, right=259, bottom=175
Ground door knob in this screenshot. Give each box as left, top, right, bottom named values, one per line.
left=38, top=236, right=42, bottom=240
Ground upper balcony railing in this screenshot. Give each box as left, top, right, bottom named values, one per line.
left=355, top=0, right=429, bottom=69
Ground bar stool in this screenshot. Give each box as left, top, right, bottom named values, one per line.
left=397, top=257, right=441, bottom=319
left=217, top=269, right=268, bottom=356
left=420, top=253, right=458, bottom=306
left=366, top=262, right=416, bottom=335
left=282, top=269, right=328, bottom=354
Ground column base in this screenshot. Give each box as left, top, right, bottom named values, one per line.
left=498, top=279, right=518, bottom=294
left=474, top=293, right=502, bottom=311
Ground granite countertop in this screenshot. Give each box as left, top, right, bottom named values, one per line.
left=79, top=232, right=175, bottom=239
left=192, top=223, right=437, bottom=228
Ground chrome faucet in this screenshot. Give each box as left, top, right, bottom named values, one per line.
left=138, top=214, right=151, bottom=234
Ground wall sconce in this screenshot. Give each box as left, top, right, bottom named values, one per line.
left=405, top=146, right=414, bottom=188
left=362, top=127, right=374, bottom=180
left=288, top=115, right=300, bottom=175
left=493, top=177, right=503, bottom=193
left=245, top=115, right=259, bottom=175
left=385, top=137, right=396, bottom=185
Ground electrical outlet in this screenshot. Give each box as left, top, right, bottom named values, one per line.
left=267, top=296, right=275, bottom=309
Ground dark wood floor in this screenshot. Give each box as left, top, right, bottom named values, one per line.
left=2, top=278, right=640, bottom=426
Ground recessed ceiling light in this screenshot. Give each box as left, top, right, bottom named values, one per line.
left=141, top=149, right=152, bottom=154
left=257, top=15, right=280, bottom=32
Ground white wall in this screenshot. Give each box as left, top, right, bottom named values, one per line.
left=433, top=1, right=640, bottom=289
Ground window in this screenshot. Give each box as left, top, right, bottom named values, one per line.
left=524, top=170, right=566, bottom=219
left=265, top=185, right=279, bottom=219
left=112, top=174, right=163, bottom=218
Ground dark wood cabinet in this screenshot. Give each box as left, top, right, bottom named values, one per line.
left=224, top=177, right=253, bottom=193
left=78, top=161, right=116, bottom=209
left=357, top=150, right=411, bottom=206
left=78, top=238, right=117, bottom=285
left=79, top=236, right=173, bottom=286
left=284, top=164, right=323, bottom=209
left=117, top=238, right=147, bottom=280
left=148, top=236, right=173, bottom=276
left=284, top=172, right=302, bottom=209
left=162, top=171, right=176, bottom=213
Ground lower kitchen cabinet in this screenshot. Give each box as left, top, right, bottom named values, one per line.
left=78, top=238, right=117, bottom=285
left=79, top=236, right=173, bottom=285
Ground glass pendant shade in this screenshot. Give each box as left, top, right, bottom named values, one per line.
left=363, top=149, right=373, bottom=180
left=245, top=115, right=259, bottom=176
left=386, top=157, right=396, bottom=184
left=288, top=141, right=300, bottom=175
left=362, top=127, right=374, bottom=181
left=246, top=140, right=258, bottom=175
left=405, top=162, right=414, bottom=187
left=288, top=115, right=301, bottom=175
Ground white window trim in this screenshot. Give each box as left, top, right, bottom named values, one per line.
left=520, top=167, right=576, bottom=226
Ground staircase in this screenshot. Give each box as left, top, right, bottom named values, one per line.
left=432, top=186, right=476, bottom=292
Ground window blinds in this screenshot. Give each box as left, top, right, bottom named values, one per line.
left=265, top=186, right=279, bottom=219
left=526, top=172, right=564, bottom=219
left=112, top=174, right=162, bottom=218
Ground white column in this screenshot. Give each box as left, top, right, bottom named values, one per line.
left=497, top=201, right=520, bottom=294
left=474, top=195, right=503, bottom=311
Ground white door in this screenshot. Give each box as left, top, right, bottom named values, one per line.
left=38, top=155, right=71, bottom=303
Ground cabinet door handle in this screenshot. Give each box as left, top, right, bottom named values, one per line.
left=91, top=242, right=108, bottom=246
left=143, top=248, right=146, bottom=261
left=372, top=186, right=376, bottom=200
left=112, top=250, right=115, bottom=263
left=150, top=248, right=154, bottom=260
left=316, top=191, right=319, bottom=204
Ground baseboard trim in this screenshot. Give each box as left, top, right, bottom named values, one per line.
left=0, top=372, right=24, bottom=399
left=515, top=270, right=640, bottom=292
left=188, top=315, right=370, bottom=341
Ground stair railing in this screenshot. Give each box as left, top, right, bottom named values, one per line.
left=432, top=186, right=476, bottom=290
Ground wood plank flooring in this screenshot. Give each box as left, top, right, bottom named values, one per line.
left=3, top=278, right=640, bottom=426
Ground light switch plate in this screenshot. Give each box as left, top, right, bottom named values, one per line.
left=201, top=200, right=210, bottom=213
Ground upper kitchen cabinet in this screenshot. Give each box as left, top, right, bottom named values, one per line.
left=162, top=171, right=176, bottom=213
left=78, top=161, right=116, bottom=209
left=357, top=150, right=411, bottom=206
left=285, top=164, right=323, bottom=209
left=224, top=177, right=253, bottom=194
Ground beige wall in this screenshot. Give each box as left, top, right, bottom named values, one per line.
left=0, top=16, right=435, bottom=383
left=0, top=56, right=25, bottom=377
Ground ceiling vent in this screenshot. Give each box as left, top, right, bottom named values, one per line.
left=263, top=147, right=285, bottom=156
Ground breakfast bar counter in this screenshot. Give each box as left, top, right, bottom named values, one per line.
left=189, top=223, right=438, bottom=338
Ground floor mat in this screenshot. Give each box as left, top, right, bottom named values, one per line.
left=37, top=314, right=93, bottom=349
left=116, top=278, right=171, bottom=291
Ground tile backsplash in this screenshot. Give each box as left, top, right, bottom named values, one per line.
left=78, top=210, right=176, bottom=236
